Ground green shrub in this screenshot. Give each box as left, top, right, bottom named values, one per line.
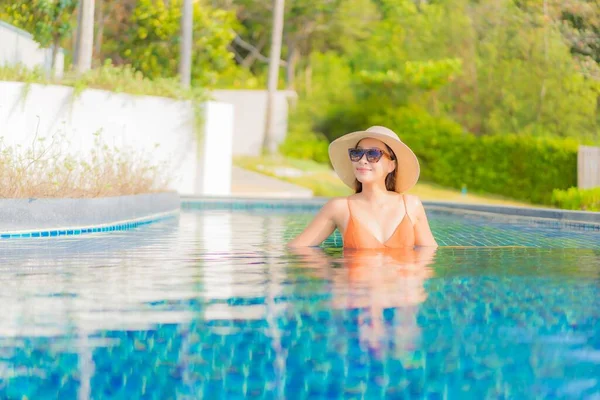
left=280, top=107, right=330, bottom=164
left=373, top=106, right=579, bottom=205
left=0, top=62, right=205, bottom=100
left=281, top=100, right=377, bottom=165
left=289, top=102, right=579, bottom=205
left=551, top=187, right=600, bottom=211
left=369, top=106, right=578, bottom=205
left=315, top=102, right=377, bottom=143
left=279, top=130, right=330, bottom=164
left=281, top=52, right=360, bottom=164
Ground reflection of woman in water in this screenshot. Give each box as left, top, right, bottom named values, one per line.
left=288, top=126, right=437, bottom=249
left=290, top=246, right=437, bottom=358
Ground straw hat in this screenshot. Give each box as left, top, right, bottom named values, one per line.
left=328, top=126, right=420, bottom=193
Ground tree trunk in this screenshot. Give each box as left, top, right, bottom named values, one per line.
left=286, top=40, right=298, bottom=90
left=537, top=0, right=549, bottom=123
left=94, top=0, right=105, bottom=66
left=465, top=2, right=482, bottom=135
left=75, top=0, right=96, bottom=74
left=179, top=0, right=193, bottom=88
left=263, top=0, right=286, bottom=155
left=72, top=0, right=83, bottom=67
left=304, top=61, right=313, bottom=97
left=51, top=36, right=60, bottom=76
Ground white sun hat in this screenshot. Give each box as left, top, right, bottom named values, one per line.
left=328, top=125, right=420, bottom=193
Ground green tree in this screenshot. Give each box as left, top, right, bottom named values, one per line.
left=4, top=0, right=78, bottom=70
left=217, top=0, right=380, bottom=89
left=103, top=0, right=239, bottom=87
left=515, top=0, right=600, bottom=75
left=452, top=0, right=600, bottom=139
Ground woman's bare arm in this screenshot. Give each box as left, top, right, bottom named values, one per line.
left=410, top=196, right=438, bottom=247
left=287, top=198, right=344, bottom=248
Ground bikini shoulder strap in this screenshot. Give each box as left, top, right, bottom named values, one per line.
left=346, top=197, right=352, bottom=217
left=402, top=194, right=415, bottom=225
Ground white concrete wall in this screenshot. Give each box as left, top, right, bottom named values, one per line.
left=0, top=21, right=64, bottom=77
left=0, top=81, right=233, bottom=196
left=211, top=89, right=296, bottom=156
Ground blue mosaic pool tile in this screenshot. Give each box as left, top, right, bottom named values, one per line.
left=182, top=199, right=325, bottom=213
left=1, top=211, right=599, bottom=399
left=184, top=200, right=600, bottom=249
left=0, top=213, right=178, bottom=240
left=183, top=199, right=600, bottom=228
left=272, top=209, right=600, bottom=249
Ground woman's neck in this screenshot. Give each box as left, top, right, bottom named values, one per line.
left=359, top=182, right=391, bottom=202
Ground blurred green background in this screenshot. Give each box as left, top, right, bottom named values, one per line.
left=2, top=0, right=599, bottom=209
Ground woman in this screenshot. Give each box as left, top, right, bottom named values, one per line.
left=288, top=126, right=437, bottom=248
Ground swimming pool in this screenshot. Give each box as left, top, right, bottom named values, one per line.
left=1, top=204, right=599, bottom=399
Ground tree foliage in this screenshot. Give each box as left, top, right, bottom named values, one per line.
left=3, top=0, right=600, bottom=204
left=99, top=0, right=240, bottom=87
left=3, top=0, right=600, bottom=142
left=253, top=0, right=600, bottom=143
left=3, top=0, right=78, bottom=69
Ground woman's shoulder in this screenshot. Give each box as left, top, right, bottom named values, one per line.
left=322, top=196, right=351, bottom=210
left=401, top=193, right=427, bottom=217
left=402, top=193, right=423, bottom=206
left=318, top=196, right=351, bottom=225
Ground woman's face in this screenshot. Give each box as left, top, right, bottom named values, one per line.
left=352, top=138, right=396, bottom=185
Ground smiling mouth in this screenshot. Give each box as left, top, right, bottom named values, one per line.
left=356, top=168, right=371, bottom=172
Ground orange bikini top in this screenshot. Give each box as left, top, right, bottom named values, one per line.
left=343, top=195, right=415, bottom=249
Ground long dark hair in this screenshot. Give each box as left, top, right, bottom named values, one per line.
left=354, top=141, right=397, bottom=193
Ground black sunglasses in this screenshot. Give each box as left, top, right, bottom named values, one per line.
left=348, top=148, right=395, bottom=163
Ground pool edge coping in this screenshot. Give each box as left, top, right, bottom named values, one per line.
left=3, top=194, right=596, bottom=239
left=0, top=192, right=180, bottom=238
left=181, top=196, right=600, bottom=226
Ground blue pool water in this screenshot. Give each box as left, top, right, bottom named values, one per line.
left=0, top=206, right=599, bottom=399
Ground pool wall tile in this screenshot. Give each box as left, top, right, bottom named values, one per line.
left=0, top=192, right=181, bottom=239
left=0, top=192, right=180, bottom=232
left=181, top=197, right=600, bottom=231
left=0, top=211, right=179, bottom=239
left=182, top=197, right=600, bottom=249
left=0, top=211, right=178, bottom=239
